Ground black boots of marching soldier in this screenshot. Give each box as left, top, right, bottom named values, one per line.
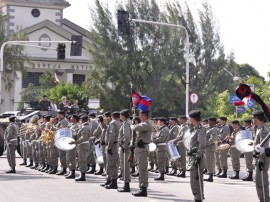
left=26, top=160, right=33, bottom=168
left=56, top=167, right=67, bottom=175
left=217, top=169, right=227, bottom=178
left=154, top=173, right=165, bottom=180
left=19, top=159, right=27, bottom=166
left=100, top=179, right=111, bottom=187
left=229, top=171, right=240, bottom=179
left=86, top=165, right=96, bottom=174
left=176, top=171, right=186, bottom=178
left=214, top=168, right=222, bottom=176
left=133, top=186, right=147, bottom=197
left=94, top=167, right=104, bottom=175
left=204, top=173, right=213, bottom=182
left=242, top=171, right=253, bottom=181
left=66, top=170, right=76, bottom=179
left=118, top=183, right=130, bottom=192
left=6, top=167, right=16, bottom=174
left=105, top=179, right=118, bottom=189
left=75, top=172, right=86, bottom=181
left=167, top=168, right=177, bottom=176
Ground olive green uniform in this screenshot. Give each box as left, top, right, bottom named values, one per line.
left=67, top=123, right=80, bottom=171
left=218, top=124, right=230, bottom=170
left=56, top=118, right=69, bottom=169
left=229, top=127, right=242, bottom=172
left=4, top=123, right=18, bottom=168
left=167, top=124, right=179, bottom=170
left=244, top=126, right=254, bottom=172
left=205, top=125, right=218, bottom=174
left=87, top=120, right=99, bottom=167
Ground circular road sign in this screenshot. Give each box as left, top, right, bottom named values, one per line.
left=190, top=93, right=199, bottom=104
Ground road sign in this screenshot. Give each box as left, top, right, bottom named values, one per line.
left=237, top=107, right=246, bottom=113
left=190, top=93, right=199, bottom=104
left=229, top=95, right=241, bottom=105
left=88, top=99, right=100, bottom=109
left=247, top=99, right=255, bottom=108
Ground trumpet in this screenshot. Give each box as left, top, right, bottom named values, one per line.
left=18, top=123, right=35, bottom=136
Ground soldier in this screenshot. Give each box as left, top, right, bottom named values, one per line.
left=55, top=111, right=69, bottom=175
left=130, top=110, right=152, bottom=197
left=187, top=110, right=206, bottom=202
left=93, top=115, right=107, bottom=175
left=152, top=117, right=169, bottom=180
left=217, top=116, right=230, bottom=178
left=226, top=120, right=242, bottom=179
left=214, top=120, right=222, bottom=176
left=204, top=117, right=218, bottom=182
left=242, top=118, right=254, bottom=181
left=167, top=117, right=179, bottom=176
left=30, top=116, right=40, bottom=169
left=4, top=116, right=18, bottom=173
left=118, top=109, right=132, bottom=192
left=25, top=123, right=34, bottom=168
left=148, top=117, right=158, bottom=172
left=37, top=116, right=46, bottom=171
left=86, top=112, right=99, bottom=174
left=251, top=110, right=270, bottom=202
left=173, top=115, right=188, bottom=178
left=41, top=115, right=52, bottom=172
left=69, top=115, right=91, bottom=181
left=101, top=111, right=121, bottom=189
left=65, top=114, right=80, bottom=179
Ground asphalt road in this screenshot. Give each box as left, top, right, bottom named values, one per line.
left=0, top=156, right=262, bottom=202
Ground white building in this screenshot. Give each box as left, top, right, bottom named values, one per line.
left=0, top=0, right=92, bottom=113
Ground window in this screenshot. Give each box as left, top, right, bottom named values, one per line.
left=22, top=72, right=43, bottom=88
left=73, top=74, right=85, bottom=85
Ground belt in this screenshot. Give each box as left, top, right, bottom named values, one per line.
left=157, top=143, right=167, bottom=146
left=10, top=138, right=17, bottom=142
left=78, top=141, right=89, bottom=146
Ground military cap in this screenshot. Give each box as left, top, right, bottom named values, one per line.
left=252, top=110, right=264, bottom=117
left=120, top=109, right=129, bottom=115
left=112, top=111, right=120, bottom=116
left=170, top=117, right=178, bottom=121
left=208, top=117, right=217, bottom=122
left=158, top=117, right=167, bottom=123
left=188, top=110, right=201, bottom=118
left=139, top=110, right=149, bottom=115
left=153, top=117, right=159, bottom=121
left=243, top=118, right=252, bottom=123
left=58, top=111, right=65, bottom=115
left=104, top=111, right=111, bottom=117
left=178, top=115, right=187, bottom=119
left=231, top=120, right=239, bottom=125
left=80, top=114, right=88, bottom=120
left=72, top=114, right=80, bottom=121
left=45, top=115, right=51, bottom=120
left=202, top=119, right=208, bottom=122
left=9, top=115, right=16, bottom=122
left=219, top=116, right=227, bottom=121
left=88, top=112, right=96, bottom=116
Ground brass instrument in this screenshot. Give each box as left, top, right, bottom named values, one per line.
left=18, top=123, right=35, bottom=137
left=149, top=120, right=159, bottom=133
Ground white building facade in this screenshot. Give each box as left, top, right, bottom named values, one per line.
left=0, top=0, right=92, bottom=113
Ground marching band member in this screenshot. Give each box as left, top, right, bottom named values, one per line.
left=227, top=120, right=242, bottom=179
left=118, top=109, right=132, bottom=192
left=152, top=117, right=169, bottom=181
left=4, top=116, right=18, bottom=173
left=55, top=111, right=69, bottom=175
left=130, top=110, right=152, bottom=197
left=38, top=116, right=46, bottom=171
left=217, top=116, right=230, bottom=178
left=148, top=117, right=158, bottom=173
left=86, top=112, right=99, bottom=174
left=187, top=110, right=206, bottom=202
left=167, top=117, right=179, bottom=176
left=30, top=117, right=39, bottom=169
left=103, top=111, right=121, bottom=189
left=252, top=110, right=270, bottom=202
left=69, top=115, right=91, bottom=181
left=65, top=114, right=80, bottom=179
left=25, top=123, right=34, bottom=168
left=242, top=118, right=254, bottom=181
left=204, top=117, right=218, bottom=182
left=41, top=115, right=52, bottom=172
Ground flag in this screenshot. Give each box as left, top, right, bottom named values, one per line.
left=54, top=72, right=60, bottom=84
left=137, top=95, right=152, bottom=112
left=131, top=88, right=141, bottom=107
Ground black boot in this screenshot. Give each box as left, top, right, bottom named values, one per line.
left=86, top=165, right=96, bottom=174
left=19, top=159, right=27, bottom=166
left=229, top=171, right=239, bottom=179
left=214, top=168, right=222, bottom=176
left=56, top=167, right=67, bottom=175
left=148, top=163, right=154, bottom=171
left=203, top=168, right=208, bottom=174
left=94, top=167, right=104, bottom=175
left=195, top=200, right=202, bottom=202
left=41, top=164, right=49, bottom=172
left=66, top=170, right=76, bottom=179
left=105, top=179, right=118, bottom=189
left=131, top=166, right=136, bottom=174
left=26, top=160, right=33, bottom=167
left=100, top=179, right=111, bottom=187
left=242, top=171, right=253, bottom=181
left=131, top=171, right=139, bottom=177
left=64, top=171, right=71, bottom=177
left=204, top=173, right=213, bottom=182
left=45, top=165, right=53, bottom=173
left=30, top=163, right=38, bottom=169
left=167, top=168, right=177, bottom=176
left=75, top=172, right=86, bottom=181
left=133, top=186, right=147, bottom=197
left=176, top=171, right=186, bottom=178
left=49, top=167, right=58, bottom=174
left=154, top=173, right=165, bottom=180
left=38, top=164, right=45, bottom=171
left=101, top=172, right=107, bottom=176
left=6, top=167, right=16, bottom=174
left=118, top=183, right=130, bottom=192
left=218, top=169, right=227, bottom=178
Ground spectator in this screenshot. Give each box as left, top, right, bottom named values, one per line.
left=50, top=99, right=59, bottom=112
left=71, top=100, right=80, bottom=114
left=39, top=95, right=51, bottom=111
left=59, top=96, right=67, bottom=110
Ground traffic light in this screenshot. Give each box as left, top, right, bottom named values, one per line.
left=57, top=43, right=66, bottom=59
left=118, top=10, right=130, bottom=36
left=71, top=35, right=82, bottom=56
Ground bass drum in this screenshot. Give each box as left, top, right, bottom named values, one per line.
left=54, top=128, right=75, bottom=151
left=235, top=130, right=253, bottom=152
left=183, top=129, right=191, bottom=150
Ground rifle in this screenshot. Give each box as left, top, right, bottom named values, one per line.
left=128, top=110, right=136, bottom=163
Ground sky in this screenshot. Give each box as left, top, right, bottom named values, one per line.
left=64, top=0, right=270, bottom=79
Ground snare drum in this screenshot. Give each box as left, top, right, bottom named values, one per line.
left=235, top=130, right=253, bottom=152
left=149, top=142, right=157, bottom=152
left=183, top=129, right=191, bottom=150
left=95, top=144, right=104, bottom=164
left=54, top=128, right=75, bottom=151
left=217, top=140, right=231, bottom=151
left=167, top=140, right=181, bottom=161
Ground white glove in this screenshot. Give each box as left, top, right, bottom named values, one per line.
left=255, top=144, right=265, bottom=154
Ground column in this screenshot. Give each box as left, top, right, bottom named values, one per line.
left=66, top=69, right=74, bottom=84
left=13, top=70, right=22, bottom=111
